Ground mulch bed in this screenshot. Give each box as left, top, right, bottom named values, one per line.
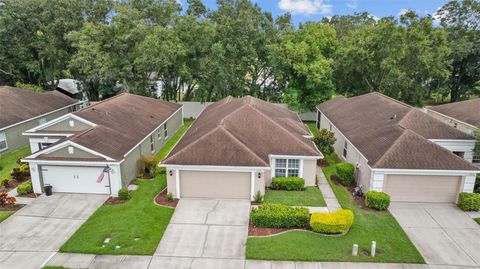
left=317, top=159, right=330, bottom=167
left=248, top=223, right=309, bottom=236
left=155, top=189, right=179, bottom=208
left=0, top=204, right=24, bottom=212
left=104, top=197, right=128, bottom=205
left=17, top=193, right=40, bottom=198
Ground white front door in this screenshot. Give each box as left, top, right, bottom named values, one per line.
left=41, top=165, right=111, bottom=194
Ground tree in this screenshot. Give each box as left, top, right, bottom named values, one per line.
left=313, top=129, right=336, bottom=155
left=279, top=23, right=337, bottom=111
left=436, top=0, right=480, bottom=102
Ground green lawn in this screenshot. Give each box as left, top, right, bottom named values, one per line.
left=475, top=218, right=480, bottom=225
left=246, top=153, right=424, bottom=263
left=265, top=187, right=326, bottom=207
left=0, top=146, right=30, bottom=179
left=0, top=211, right=14, bottom=223
left=156, top=119, right=193, bottom=161
left=60, top=119, right=193, bottom=255
left=304, top=121, right=317, bottom=134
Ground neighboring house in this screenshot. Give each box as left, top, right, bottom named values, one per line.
left=161, top=96, right=322, bottom=201
left=22, top=93, right=183, bottom=196
left=55, top=79, right=86, bottom=102
left=0, top=86, right=81, bottom=154
left=425, top=98, right=480, bottom=165
left=316, top=92, right=479, bottom=203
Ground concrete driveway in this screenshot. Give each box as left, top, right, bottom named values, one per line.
left=390, top=202, right=480, bottom=267
left=0, top=193, right=108, bottom=269
left=155, top=198, right=250, bottom=260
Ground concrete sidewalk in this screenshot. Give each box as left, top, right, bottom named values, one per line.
left=316, top=166, right=341, bottom=212
left=46, top=253, right=479, bottom=269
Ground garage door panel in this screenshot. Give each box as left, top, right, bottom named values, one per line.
left=385, top=175, right=461, bottom=203
left=41, top=165, right=111, bottom=194
left=180, top=171, right=250, bottom=200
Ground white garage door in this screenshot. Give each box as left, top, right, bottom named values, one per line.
left=41, top=165, right=111, bottom=194
left=384, top=175, right=462, bottom=203
left=180, top=171, right=251, bottom=199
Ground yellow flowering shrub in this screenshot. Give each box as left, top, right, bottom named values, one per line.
left=310, top=209, right=354, bottom=234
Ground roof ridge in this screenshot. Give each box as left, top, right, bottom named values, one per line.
left=219, top=126, right=269, bottom=166
left=162, top=126, right=223, bottom=163
left=74, top=92, right=128, bottom=114
left=248, top=105, right=319, bottom=155
left=371, top=92, right=412, bottom=109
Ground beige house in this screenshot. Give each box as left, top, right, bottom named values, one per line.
left=317, top=92, right=479, bottom=203
left=0, top=86, right=81, bottom=154
left=161, top=96, right=322, bottom=201
left=22, top=93, right=182, bottom=196
left=425, top=98, right=479, bottom=165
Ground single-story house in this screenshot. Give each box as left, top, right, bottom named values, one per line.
left=161, top=96, right=322, bottom=201
left=425, top=98, right=479, bottom=165
left=22, top=93, right=183, bottom=196
left=0, top=86, right=81, bottom=154
left=316, top=92, right=479, bottom=203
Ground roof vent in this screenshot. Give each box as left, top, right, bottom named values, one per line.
left=390, top=114, right=397, bottom=120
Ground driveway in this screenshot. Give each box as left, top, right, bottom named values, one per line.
left=0, top=193, right=108, bottom=269
left=154, top=198, right=250, bottom=261
left=390, top=202, right=480, bottom=267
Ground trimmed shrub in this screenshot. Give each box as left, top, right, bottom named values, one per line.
left=0, top=192, right=16, bottom=206
left=310, top=209, right=354, bottom=234
left=335, top=163, right=355, bottom=186
left=166, top=192, right=174, bottom=202
left=365, top=190, right=391, bottom=210
left=118, top=188, right=130, bottom=200
left=251, top=204, right=309, bottom=228
left=1, top=179, right=9, bottom=188
left=458, top=192, right=480, bottom=211
left=313, top=128, right=336, bottom=155
left=271, top=177, right=305, bottom=191
left=17, top=180, right=33, bottom=195
left=253, top=191, right=264, bottom=203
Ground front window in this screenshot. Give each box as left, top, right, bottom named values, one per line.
left=158, top=128, right=162, bottom=140
left=150, top=135, right=154, bottom=152
left=343, top=141, right=348, bottom=158
left=316, top=111, right=321, bottom=129
left=38, top=142, right=52, bottom=150
left=68, top=105, right=77, bottom=113
left=164, top=123, right=168, bottom=138
left=0, top=132, right=7, bottom=150
left=275, top=159, right=300, bottom=177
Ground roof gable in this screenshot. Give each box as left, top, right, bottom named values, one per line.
left=430, top=98, right=480, bottom=127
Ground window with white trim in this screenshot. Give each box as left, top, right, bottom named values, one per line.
left=38, top=142, right=52, bottom=150
left=343, top=141, right=348, bottom=158
left=316, top=111, right=321, bottom=129
left=0, top=132, right=7, bottom=151
left=150, top=135, right=155, bottom=152
left=275, top=159, right=300, bottom=177
left=474, top=143, right=480, bottom=164
left=164, top=123, right=168, bottom=138
left=158, top=127, right=162, bottom=140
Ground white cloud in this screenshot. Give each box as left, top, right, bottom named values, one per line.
left=278, top=0, right=333, bottom=15
left=346, top=0, right=358, bottom=9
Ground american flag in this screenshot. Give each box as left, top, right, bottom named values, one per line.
left=97, top=166, right=112, bottom=183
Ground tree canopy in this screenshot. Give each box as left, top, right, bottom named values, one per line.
left=0, top=0, right=478, bottom=109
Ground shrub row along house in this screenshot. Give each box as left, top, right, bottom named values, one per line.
left=161, top=96, right=322, bottom=200
left=0, top=86, right=81, bottom=154
left=22, top=93, right=182, bottom=196
left=316, top=92, right=479, bottom=203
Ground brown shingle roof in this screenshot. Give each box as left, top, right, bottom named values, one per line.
left=163, top=96, right=320, bottom=167
left=67, top=93, right=182, bottom=160
left=0, top=86, right=78, bottom=129
left=429, top=98, right=480, bottom=127
left=317, top=92, right=477, bottom=171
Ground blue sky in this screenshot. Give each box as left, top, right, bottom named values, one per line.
left=180, top=0, right=450, bottom=25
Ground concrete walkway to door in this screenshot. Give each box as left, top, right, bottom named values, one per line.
left=390, top=202, right=480, bottom=267
left=0, top=193, right=108, bottom=269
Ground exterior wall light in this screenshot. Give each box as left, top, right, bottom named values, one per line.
left=169, top=170, right=173, bottom=176
left=258, top=172, right=261, bottom=179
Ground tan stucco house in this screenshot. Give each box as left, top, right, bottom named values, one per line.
left=316, top=92, right=479, bottom=203
left=0, top=86, right=81, bottom=154
left=425, top=98, right=479, bottom=165
left=161, top=96, right=322, bottom=201
left=22, top=93, right=183, bottom=196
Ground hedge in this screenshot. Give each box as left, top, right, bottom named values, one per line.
left=17, top=180, right=33, bottom=195
left=118, top=188, right=130, bottom=200
left=335, top=163, right=355, bottom=186
left=251, top=203, right=309, bottom=228
left=365, top=190, right=391, bottom=210
left=271, top=177, right=305, bottom=191
left=310, top=209, right=354, bottom=234
left=458, top=192, right=480, bottom=211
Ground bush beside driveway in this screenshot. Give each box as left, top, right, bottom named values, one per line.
left=246, top=154, right=424, bottom=263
